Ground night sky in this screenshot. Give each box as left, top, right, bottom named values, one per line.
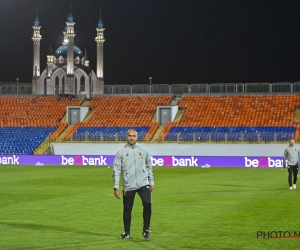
left=1, top=0, right=300, bottom=85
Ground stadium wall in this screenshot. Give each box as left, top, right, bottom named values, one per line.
left=0, top=143, right=288, bottom=167
left=52, top=143, right=286, bottom=157
left=0, top=144, right=287, bottom=167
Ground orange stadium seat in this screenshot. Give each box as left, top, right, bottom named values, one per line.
left=69, top=96, right=171, bottom=141
left=162, top=94, right=300, bottom=142
left=0, top=96, right=85, bottom=154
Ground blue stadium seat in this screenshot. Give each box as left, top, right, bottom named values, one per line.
left=73, top=126, right=150, bottom=141
left=165, top=126, right=295, bottom=142
left=0, top=127, right=57, bottom=155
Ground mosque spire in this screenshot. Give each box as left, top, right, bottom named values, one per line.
left=97, top=9, right=104, bottom=28
left=68, top=2, right=74, bottom=22
left=33, top=7, right=40, bottom=26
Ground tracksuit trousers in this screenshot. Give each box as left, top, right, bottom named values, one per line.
left=123, top=185, right=152, bottom=234
left=288, top=164, right=299, bottom=187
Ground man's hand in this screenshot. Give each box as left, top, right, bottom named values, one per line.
left=114, top=189, right=121, bottom=199
left=150, top=185, right=154, bottom=192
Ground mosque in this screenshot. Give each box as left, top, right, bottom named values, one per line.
left=31, top=5, right=105, bottom=98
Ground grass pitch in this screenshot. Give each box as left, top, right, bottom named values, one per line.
left=0, top=166, right=299, bottom=250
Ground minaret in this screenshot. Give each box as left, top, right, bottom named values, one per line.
left=95, top=9, right=105, bottom=79
left=32, top=7, right=42, bottom=78
left=66, top=4, right=75, bottom=75
left=66, top=3, right=76, bottom=95
left=46, top=46, right=54, bottom=77
left=83, top=49, right=89, bottom=67
left=62, top=14, right=68, bottom=45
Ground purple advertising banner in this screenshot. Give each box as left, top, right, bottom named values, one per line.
left=0, top=155, right=285, bottom=168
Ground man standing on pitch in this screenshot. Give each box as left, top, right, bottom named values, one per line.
left=113, top=129, right=154, bottom=240
left=283, top=139, right=300, bottom=190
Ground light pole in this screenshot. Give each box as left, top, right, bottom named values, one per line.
left=16, top=78, right=19, bottom=95
left=149, top=76, right=152, bottom=94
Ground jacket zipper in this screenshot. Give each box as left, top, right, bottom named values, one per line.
left=132, top=146, right=138, bottom=189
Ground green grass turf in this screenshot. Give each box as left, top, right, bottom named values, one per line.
left=0, top=166, right=299, bottom=250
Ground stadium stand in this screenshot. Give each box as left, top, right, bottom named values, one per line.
left=160, top=94, right=300, bottom=142
left=67, top=95, right=172, bottom=141
left=0, top=96, right=83, bottom=127
left=0, top=96, right=84, bottom=154
left=1, top=93, right=300, bottom=155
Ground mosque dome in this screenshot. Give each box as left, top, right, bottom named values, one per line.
left=54, top=44, right=84, bottom=59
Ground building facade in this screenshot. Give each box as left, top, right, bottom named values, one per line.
left=32, top=6, right=105, bottom=98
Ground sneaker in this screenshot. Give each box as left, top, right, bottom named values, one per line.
left=142, top=230, right=150, bottom=240
left=120, top=233, right=130, bottom=240
left=293, top=184, right=296, bottom=190
left=289, top=186, right=293, bottom=190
